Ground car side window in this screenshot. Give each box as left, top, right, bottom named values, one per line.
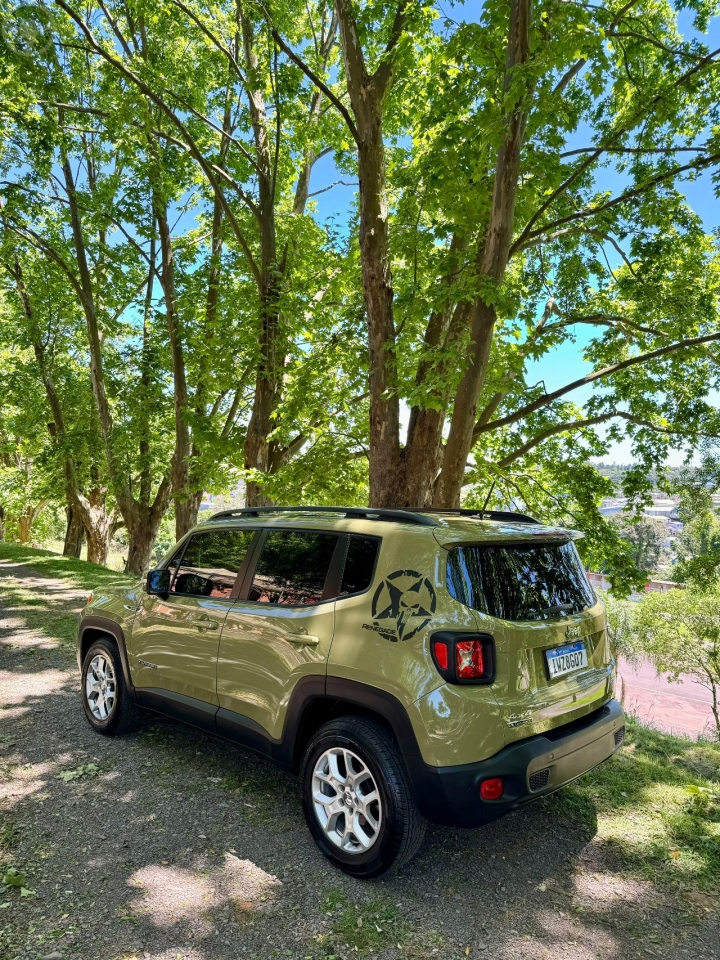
left=249, top=530, right=338, bottom=605
left=339, top=536, right=379, bottom=596
left=166, top=544, right=185, bottom=572
left=171, top=529, right=255, bottom=599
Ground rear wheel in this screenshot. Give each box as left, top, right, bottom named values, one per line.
left=300, top=716, right=426, bottom=878
left=81, top=637, right=141, bottom=736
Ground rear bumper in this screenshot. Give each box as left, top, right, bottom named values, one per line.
left=410, top=699, right=625, bottom=827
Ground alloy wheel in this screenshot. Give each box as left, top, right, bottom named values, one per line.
left=85, top=653, right=117, bottom=721
left=311, top=747, right=382, bottom=854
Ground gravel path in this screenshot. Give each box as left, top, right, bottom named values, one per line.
left=1, top=558, right=719, bottom=960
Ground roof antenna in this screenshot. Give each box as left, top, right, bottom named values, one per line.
left=481, top=479, right=497, bottom=514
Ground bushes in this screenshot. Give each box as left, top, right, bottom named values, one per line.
left=609, top=587, right=720, bottom=736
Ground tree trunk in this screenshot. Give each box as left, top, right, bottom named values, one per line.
left=433, top=300, right=498, bottom=507
left=334, top=0, right=404, bottom=507
left=86, top=520, right=113, bottom=566
left=124, top=506, right=163, bottom=575
left=155, top=204, right=193, bottom=539
left=244, top=375, right=276, bottom=507
left=403, top=239, right=470, bottom=507
left=63, top=506, right=84, bottom=558
left=125, top=527, right=155, bottom=577
left=433, top=0, right=533, bottom=507
left=0, top=506, right=5, bottom=541
left=356, top=114, right=402, bottom=506
left=3, top=238, right=115, bottom=557
left=18, top=500, right=50, bottom=544
left=18, top=513, right=32, bottom=544
left=174, top=488, right=203, bottom=538
left=239, top=2, right=283, bottom=509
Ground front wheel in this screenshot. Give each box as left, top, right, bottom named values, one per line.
left=300, top=716, right=426, bottom=878
left=81, top=637, right=141, bottom=736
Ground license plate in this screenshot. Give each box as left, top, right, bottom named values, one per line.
left=545, top=641, right=587, bottom=679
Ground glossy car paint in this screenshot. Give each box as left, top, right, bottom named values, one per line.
left=219, top=599, right=335, bottom=740
left=132, top=592, right=232, bottom=703
left=78, top=511, right=617, bottom=773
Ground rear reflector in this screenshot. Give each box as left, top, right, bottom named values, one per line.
left=456, top=639, right=484, bottom=680
left=480, top=777, right=504, bottom=800
left=433, top=640, right=449, bottom=671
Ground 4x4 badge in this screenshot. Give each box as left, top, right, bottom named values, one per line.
left=364, top=569, right=437, bottom=642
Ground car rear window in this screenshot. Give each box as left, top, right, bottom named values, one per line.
left=249, top=530, right=338, bottom=605
left=339, top=536, right=379, bottom=596
left=446, top=540, right=596, bottom=622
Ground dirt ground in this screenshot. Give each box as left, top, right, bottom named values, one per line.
left=1, top=557, right=719, bottom=960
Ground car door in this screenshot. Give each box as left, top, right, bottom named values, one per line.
left=217, top=528, right=341, bottom=742
left=131, top=527, right=257, bottom=726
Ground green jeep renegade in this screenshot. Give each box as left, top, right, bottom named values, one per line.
left=77, top=506, right=624, bottom=878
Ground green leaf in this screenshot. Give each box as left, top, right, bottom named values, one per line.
left=2, top=867, right=25, bottom=887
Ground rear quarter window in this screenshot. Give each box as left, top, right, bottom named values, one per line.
left=339, top=536, right=380, bottom=596
left=446, top=540, right=596, bottom=622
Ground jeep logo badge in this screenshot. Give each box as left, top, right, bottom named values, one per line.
left=566, top=624, right=582, bottom=639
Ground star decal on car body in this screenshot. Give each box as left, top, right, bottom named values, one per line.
left=368, top=569, right=437, bottom=641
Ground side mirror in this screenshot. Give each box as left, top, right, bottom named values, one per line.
left=146, top=568, right=171, bottom=596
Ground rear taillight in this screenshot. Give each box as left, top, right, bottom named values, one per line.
left=456, top=640, right=484, bottom=679
left=431, top=633, right=495, bottom=684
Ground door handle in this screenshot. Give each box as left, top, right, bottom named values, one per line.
left=284, top=631, right=320, bottom=646
left=195, top=616, right=219, bottom=631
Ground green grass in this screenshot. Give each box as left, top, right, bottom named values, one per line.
left=544, top=719, right=720, bottom=892
left=0, top=579, right=81, bottom=648
left=0, top=542, right=135, bottom=651
left=0, top=541, right=137, bottom=590
left=0, top=822, right=20, bottom=854
left=328, top=894, right=411, bottom=953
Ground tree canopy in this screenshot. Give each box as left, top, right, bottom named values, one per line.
left=2, top=0, right=720, bottom=585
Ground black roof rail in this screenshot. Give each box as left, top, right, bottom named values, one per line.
left=422, top=508, right=540, bottom=525
left=203, top=506, right=439, bottom=527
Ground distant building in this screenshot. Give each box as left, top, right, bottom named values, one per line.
left=587, top=571, right=683, bottom=599
left=599, top=495, right=681, bottom=524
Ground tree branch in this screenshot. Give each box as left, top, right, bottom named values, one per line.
left=493, top=410, right=699, bottom=468
left=515, top=150, right=720, bottom=251
left=560, top=144, right=709, bottom=158
left=166, top=0, right=249, bottom=86
left=512, top=43, right=720, bottom=254
left=270, top=28, right=359, bottom=143
left=53, top=0, right=263, bottom=288
left=474, top=330, right=720, bottom=439
left=372, top=1, right=409, bottom=100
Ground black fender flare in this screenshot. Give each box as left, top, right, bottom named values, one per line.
left=77, top=616, right=136, bottom=699
left=282, top=677, right=449, bottom=821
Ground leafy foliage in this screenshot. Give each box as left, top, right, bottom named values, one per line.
left=613, top=586, right=720, bottom=735
left=608, top=515, right=669, bottom=575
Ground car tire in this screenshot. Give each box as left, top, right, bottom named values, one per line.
left=81, top=637, right=142, bottom=736
left=300, top=716, right=426, bottom=878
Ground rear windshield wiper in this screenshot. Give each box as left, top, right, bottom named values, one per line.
left=539, top=603, right=575, bottom=617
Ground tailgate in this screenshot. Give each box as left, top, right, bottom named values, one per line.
left=486, top=602, right=614, bottom=745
